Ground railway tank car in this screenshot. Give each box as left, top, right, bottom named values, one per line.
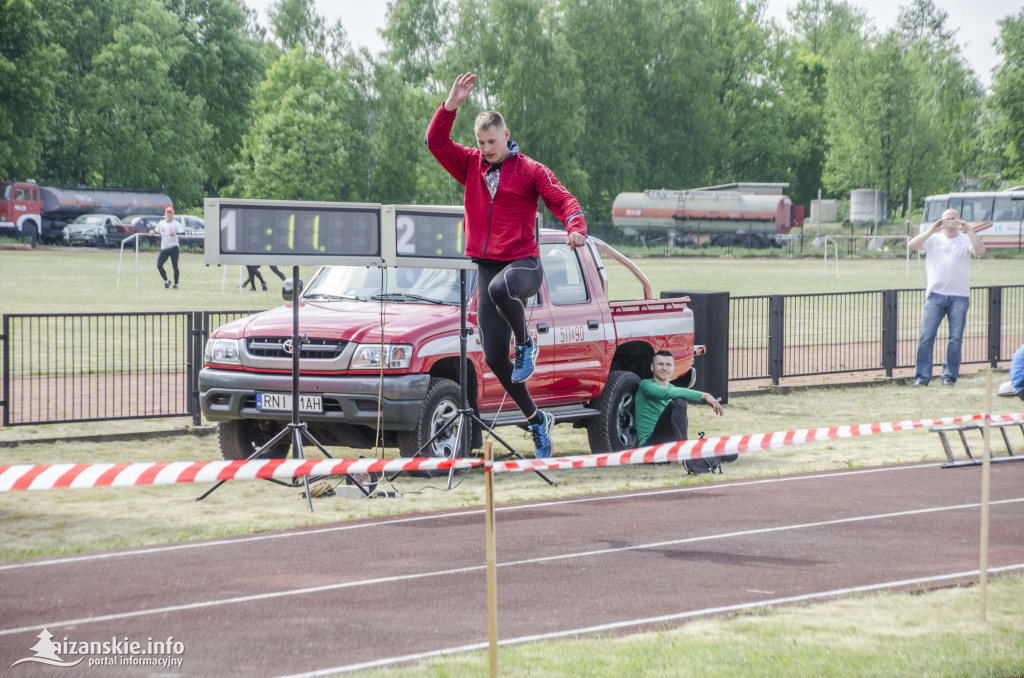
left=611, top=183, right=803, bottom=247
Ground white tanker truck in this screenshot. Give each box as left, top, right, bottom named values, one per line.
left=611, top=183, right=804, bottom=248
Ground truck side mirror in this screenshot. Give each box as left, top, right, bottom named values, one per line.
left=282, top=278, right=303, bottom=301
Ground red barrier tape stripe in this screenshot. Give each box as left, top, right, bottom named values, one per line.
left=1, top=412, right=1022, bottom=492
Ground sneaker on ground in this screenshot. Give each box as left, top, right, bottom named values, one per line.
left=172, top=284, right=179, bottom=289
left=912, top=378, right=928, bottom=387
left=942, top=378, right=954, bottom=386
left=164, top=279, right=170, bottom=289
left=511, top=338, right=538, bottom=383
left=527, top=411, right=554, bottom=459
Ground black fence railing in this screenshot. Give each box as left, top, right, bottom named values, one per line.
left=729, top=284, right=1024, bottom=384
left=1, top=287, right=1021, bottom=427
left=1, top=310, right=259, bottom=427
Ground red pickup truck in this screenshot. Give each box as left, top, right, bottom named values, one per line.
left=199, top=231, right=699, bottom=460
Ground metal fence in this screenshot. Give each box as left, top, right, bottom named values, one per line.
left=1, top=310, right=258, bottom=427
left=729, top=284, right=1024, bottom=384
left=1, top=288, right=1021, bottom=426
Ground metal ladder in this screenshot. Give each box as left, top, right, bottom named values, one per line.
left=929, top=420, right=1024, bottom=468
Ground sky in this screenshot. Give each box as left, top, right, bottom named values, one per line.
left=243, top=0, right=1017, bottom=88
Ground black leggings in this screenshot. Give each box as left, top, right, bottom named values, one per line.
left=643, top=398, right=689, bottom=446
left=244, top=265, right=266, bottom=290
left=156, top=246, right=180, bottom=284
left=476, top=257, right=544, bottom=417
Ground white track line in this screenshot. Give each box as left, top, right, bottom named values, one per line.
left=274, top=563, right=1024, bottom=677
left=0, top=463, right=942, bottom=572
left=2, top=495, right=1021, bottom=638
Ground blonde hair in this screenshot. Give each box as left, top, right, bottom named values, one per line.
left=474, top=111, right=506, bottom=132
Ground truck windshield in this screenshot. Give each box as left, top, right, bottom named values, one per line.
left=2, top=184, right=10, bottom=201
left=304, top=266, right=474, bottom=306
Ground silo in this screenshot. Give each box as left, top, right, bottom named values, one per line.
left=849, top=189, right=888, bottom=226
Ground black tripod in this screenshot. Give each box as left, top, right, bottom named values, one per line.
left=196, top=265, right=369, bottom=511
left=399, top=269, right=555, bottom=490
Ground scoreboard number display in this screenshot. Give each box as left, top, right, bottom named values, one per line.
left=204, top=198, right=385, bottom=266
left=389, top=205, right=473, bottom=270
left=204, top=200, right=472, bottom=269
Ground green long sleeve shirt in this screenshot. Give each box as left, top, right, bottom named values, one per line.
left=634, top=379, right=704, bottom=445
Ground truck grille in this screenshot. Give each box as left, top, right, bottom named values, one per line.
left=246, top=337, right=347, bottom=359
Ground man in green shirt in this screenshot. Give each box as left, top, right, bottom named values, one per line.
left=635, top=350, right=724, bottom=448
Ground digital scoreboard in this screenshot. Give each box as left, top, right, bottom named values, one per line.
left=204, top=199, right=385, bottom=267
left=205, top=199, right=474, bottom=269
left=389, top=205, right=473, bottom=270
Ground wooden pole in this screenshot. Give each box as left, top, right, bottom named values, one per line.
left=980, top=370, right=992, bottom=621
left=484, top=441, right=498, bottom=677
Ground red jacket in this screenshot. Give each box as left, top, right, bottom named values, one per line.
left=425, top=104, right=587, bottom=261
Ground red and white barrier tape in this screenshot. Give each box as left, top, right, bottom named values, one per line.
left=1, top=412, right=1021, bottom=491
left=0, top=456, right=481, bottom=492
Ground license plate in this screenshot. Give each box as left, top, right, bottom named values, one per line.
left=256, top=393, right=323, bottom=413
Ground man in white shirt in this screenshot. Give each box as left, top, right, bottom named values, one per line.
left=150, top=206, right=185, bottom=289
left=908, top=208, right=985, bottom=386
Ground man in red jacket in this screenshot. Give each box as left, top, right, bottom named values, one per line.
left=426, top=72, right=588, bottom=458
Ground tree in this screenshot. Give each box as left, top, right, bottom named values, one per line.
left=88, top=1, right=210, bottom=206
left=165, top=0, right=265, bottom=194
left=227, top=48, right=363, bottom=201
left=990, top=9, right=1024, bottom=184
left=0, top=0, right=61, bottom=179
left=381, top=0, right=451, bottom=90
left=268, top=0, right=326, bottom=56
left=786, top=0, right=867, bottom=58
left=699, top=0, right=796, bottom=185
left=823, top=33, right=917, bottom=202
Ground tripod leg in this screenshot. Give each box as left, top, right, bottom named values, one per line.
left=472, top=414, right=556, bottom=486
left=195, top=423, right=295, bottom=501
left=445, top=414, right=468, bottom=491
left=294, top=427, right=314, bottom=513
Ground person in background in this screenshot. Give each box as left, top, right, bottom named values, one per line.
left=908, top=208, right=985, bottom=386
left=150, top=206, right=184, bottom=289
left=426, top=71, right=587, bottom=458
left=1007, top=342, right=1024, bottom=401
left=243, top=265, right=267, bottom=292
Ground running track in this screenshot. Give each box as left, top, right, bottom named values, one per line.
left=1, top=461, right=1022, bottom=676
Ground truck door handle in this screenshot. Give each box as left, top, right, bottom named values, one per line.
left=536, top=323, right=550, bottom=334
left=588, top=320, right=600, bottom=330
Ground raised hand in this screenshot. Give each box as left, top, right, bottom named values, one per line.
left=444, top=72, right=476, bottom=111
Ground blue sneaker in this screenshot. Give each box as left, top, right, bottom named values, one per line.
left=527, top=411, right=554, bottom=459
left=511, top=338, right=538, bottom=383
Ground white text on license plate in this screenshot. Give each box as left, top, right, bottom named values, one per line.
left=257, top=393, right=323, bottom=413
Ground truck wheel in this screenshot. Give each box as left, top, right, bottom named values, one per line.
left=218, top=420, right=291, bottom=460
left=21, top=223, right=38, bottom=247
left=398, top=377, right=460, bottom=458
left=397, top=377, right=470, bottom=475
left=587, top=370, right=640, bottom=454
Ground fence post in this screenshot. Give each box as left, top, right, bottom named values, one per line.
left=882, top=290, right=898, bottom=377
left=1, top=314, right=8, bottom=427
left=987, top=286, right=1002, bottom=368
left=769, top=295, right=785, bottom=385
left=189, top=311, right=202, bottom=426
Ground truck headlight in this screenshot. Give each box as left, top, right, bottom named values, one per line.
left=350, top=344, right=413, bottom=370
left=205, top=338, right=240, bottom=365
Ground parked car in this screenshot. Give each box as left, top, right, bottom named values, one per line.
left=63, top=214, right=122, bottom=247
left=178, top=214, right=205, bottom=250
left=106, top=214, right=162, bottom=247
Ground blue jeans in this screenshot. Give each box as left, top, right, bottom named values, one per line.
left=915, top=293, right=969, bottom=384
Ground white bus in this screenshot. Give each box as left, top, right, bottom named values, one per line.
left=921, top=186, right=1024, bottom=250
